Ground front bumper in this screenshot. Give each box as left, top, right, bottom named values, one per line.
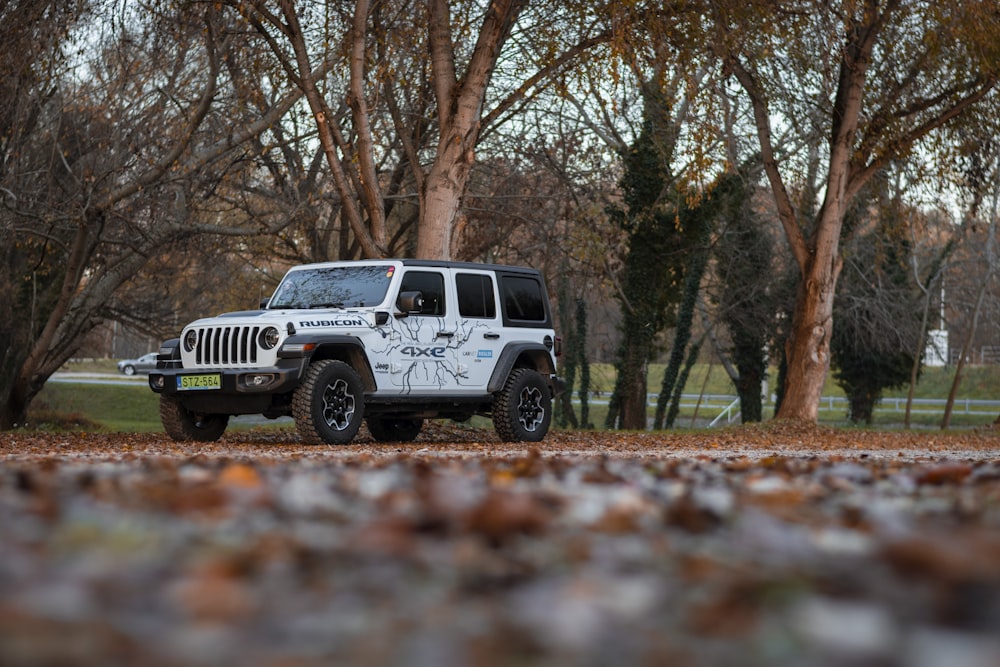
left=149, top=359, right=309, bottom=415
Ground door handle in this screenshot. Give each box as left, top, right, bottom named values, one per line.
left=483, top=332, right=500, bottom=340
left=436, top=331, right=455, bottom=339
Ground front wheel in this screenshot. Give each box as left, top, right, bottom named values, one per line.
left=293, top=360, right=365, bottom=445
left=492, top=368, right=552, bottom=442
left=160, top=395, right=229, bottom=442
left=123, top=365, right=136, bottom=376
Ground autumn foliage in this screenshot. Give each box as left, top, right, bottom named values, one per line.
left=3, top=424, right=1000, bottom=664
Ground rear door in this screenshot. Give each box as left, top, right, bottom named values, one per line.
left=451, top=269, right=503, bottom=390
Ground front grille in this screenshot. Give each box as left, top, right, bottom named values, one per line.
left=190, top=325, right=261, bottom=366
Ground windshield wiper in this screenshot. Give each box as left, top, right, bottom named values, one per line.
left=310, top=302, right=345, bottom=309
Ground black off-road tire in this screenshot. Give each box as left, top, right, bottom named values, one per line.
left=159, top=395, right=229, bottom=442
left=492, top=368, right=551, bottom=442
left=293, top=360, right=365, bottom=445
left=367, top=417, right=423, bottom=442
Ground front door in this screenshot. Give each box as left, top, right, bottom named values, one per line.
left=388, top=269, right=456, bottom=391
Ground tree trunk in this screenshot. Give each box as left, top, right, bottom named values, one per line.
left=776, top=249, right=842, bottom=422
left=848, top=392, right=876, bottom=425
left=555, top=274, right=578, bottom=429
left=942, top=269, right=989, bottom=429
left=0, top=388, right=29, bottom=430
left=418, top=150, right=471, bottom=259
left=666, top=339, right=702, bottom=428
left=945, top=187, right=999, bottom=428
left=905, top=278, right=937, bottom=429
left=276, top=0, right=386, bottom=259
left=575, top=298, right=593, bottom=429
left=735, top=364, right=764, bottom=423
left=418, top=0, right=525, bottom=259
left=655, top=236, right=710, bottom=429
left=610, top=325, right=654, bottom=430
left=619, top=361, right=649, bottom=430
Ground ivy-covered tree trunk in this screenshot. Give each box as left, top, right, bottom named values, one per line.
left=655, top=211, right=713, bottom=429
left=607, top=84, right=702, bottom=430
left=711, top=166, right=784, bottom=424
left=831, top=178, right=922, bottom=426
left=665, top=339, right=702, bottom=428
left=731, top=334, right=768, bottom=423
left=575, top=298, right=593, bottom=429
left=555, top=271, right=578, bottom=429
left=611, top=326, right=655, bottom=430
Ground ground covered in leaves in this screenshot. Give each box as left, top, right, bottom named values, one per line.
left=3, top=422, right=1000, bottom=666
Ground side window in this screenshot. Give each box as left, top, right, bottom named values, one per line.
left=397, top=271, right=446, bottom=316
left=501, top=275, right=546, bottom=322
left=456, top=273, right=496, bottom=318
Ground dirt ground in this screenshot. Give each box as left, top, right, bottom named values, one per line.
left=3, top=422, right=1000, bottom=666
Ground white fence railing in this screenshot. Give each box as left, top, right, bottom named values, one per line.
left=570, top=393, right=1000, bottom=426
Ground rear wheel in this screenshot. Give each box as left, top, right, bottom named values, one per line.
left=492, top=368, right=551, bottom=442
left=293, top=360, right=365, bottom=445
left=159, top=395, right=229, bottom=442
left=367, top=417, right=423, bottom=442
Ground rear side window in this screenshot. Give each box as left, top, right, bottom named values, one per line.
left=456, top=273, right=496, bottom=318
left=501, top=275, right=546, bottom=322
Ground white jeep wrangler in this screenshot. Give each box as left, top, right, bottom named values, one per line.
left=149, top=260, right=564, bottom=444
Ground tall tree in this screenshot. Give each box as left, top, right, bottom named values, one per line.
left=0, top=2, right=307, bottom=428
left=710, top=165, right=786, bottom=423
left=654, top=182, right=717, bottom=430
left=936, top=113, right=1000, bottom=428
left=605, top=85, right=706, bottom=430
left=235, top=0, right=607, bottom=261
left=831, top=176, right=923, bottom=424
left=703, top=0, right=1000, bottom=422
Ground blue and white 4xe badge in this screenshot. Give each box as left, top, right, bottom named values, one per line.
left=477, top=349, right=493, bottom=359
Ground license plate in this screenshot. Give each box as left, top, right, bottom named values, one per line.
left=177, top=374, right=221, bottom=391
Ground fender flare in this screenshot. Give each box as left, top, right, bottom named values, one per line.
left=156, top=338, right=181, bottom=368
left=487, top=342, right=557, bottom=393
left=278, top=334, right=377, bottom=391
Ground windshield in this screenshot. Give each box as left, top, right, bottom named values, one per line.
left=268, top=265, right=395, bottom=309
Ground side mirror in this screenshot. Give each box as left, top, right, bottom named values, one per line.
left=396, top=291, right=424, bottom=317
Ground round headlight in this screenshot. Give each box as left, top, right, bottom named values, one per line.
left=183, top=330, right=198, bottom=352
left=259, top=326, right=280, bottom=350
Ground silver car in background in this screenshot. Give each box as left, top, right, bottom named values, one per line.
left=118, top=352, right=158, bottom=376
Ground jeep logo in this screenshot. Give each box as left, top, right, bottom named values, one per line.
left=299, top=318, right=365, bottom=327
left=401, top=346, right=446, bottom=358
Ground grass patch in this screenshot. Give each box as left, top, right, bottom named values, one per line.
left=584, top=362, right=1000, bottom=401
left=36, top=360, right=1000, bottom=433
left=60, top=358, right=121, bottom=374
left=23, top=409, right=104, bottom=432
left=29, top=382, right=161, bottom=432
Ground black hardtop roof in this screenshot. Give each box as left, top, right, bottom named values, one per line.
left=395, top=258, right=542, bottom=276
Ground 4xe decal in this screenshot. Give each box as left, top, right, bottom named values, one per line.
left=401, top=346, right=446, bottom=358
left=299, top=318, right=365, bottom=327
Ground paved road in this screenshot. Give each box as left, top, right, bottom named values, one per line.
left=50, top=372, right=149, bottom=387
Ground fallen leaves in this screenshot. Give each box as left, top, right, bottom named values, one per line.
left=2, top=424, right=1000, bottom=665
